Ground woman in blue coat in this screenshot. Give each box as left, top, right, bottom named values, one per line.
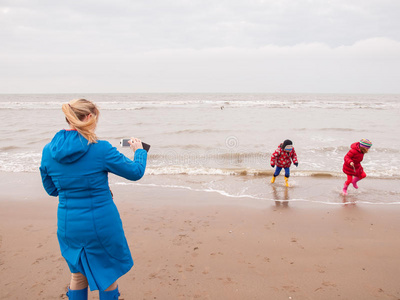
left=40, top=99, right=147, bottom=300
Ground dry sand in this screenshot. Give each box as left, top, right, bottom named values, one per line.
left=1, top=173, right=400, bottom=299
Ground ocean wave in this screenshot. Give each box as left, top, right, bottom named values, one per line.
left=167, top=129, right=229, bottom=135
left=1, top=150, right=398, bottom=179
left=302, top=146, right=351, bottom=153
left=297, top=128, right=361, bottom=132
left=0, top=152, right=41, bottom=172
left=144, top=166, right=399, bottom=179
left=0, top=146, right=20, bottom=151
left=1, top=98, right=400, bottom=110
left=149, top=152, right=269, bottom=160
left=1, top=157, right=398, bottom=180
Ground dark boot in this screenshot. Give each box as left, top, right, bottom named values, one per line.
left=99, top=286, right=120, bottom=300
left=66, top=287, right=88, bottom=300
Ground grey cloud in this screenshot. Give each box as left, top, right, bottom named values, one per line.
left=1, top=0, right=400, bottom=55
left=2, top=38, right=399, bottom=93
left=1, top=0, right=400, bottom=93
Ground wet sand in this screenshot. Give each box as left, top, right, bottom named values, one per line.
left=1, top=173, right=400, bottom=299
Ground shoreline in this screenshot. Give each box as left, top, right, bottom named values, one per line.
left=2, top=170, right=399, bottom=207
left=1, top=174, right=400, bottom=299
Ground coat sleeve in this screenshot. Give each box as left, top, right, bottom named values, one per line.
left=291, top=149, right=298, bottom=164
left=344, top=149, right=355, bottom=165
left=270, top=149, right=279, bottom=165
left=39, top=165, right=59, bottom=197
left=104, top=142, right=147, bottom=181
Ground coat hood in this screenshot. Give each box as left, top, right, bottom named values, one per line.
left=49, top=130, right=90, bottom=164
left=351, top=142, right=361, bottom=152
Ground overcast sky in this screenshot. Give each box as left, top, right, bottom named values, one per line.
left=1, top=0, right=400, bottom=93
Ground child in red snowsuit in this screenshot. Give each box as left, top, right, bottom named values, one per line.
left=270, top=139, right=298, bottom=187
left=342, top=139, right=372, bottom=195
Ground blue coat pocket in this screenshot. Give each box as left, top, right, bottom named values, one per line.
left=93, top=203, right=132, bottom=261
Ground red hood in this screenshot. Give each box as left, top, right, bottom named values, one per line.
left=351, top=142, right=361, bottom=152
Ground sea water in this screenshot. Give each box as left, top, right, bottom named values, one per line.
left=1, top=93, right=399, bottom=205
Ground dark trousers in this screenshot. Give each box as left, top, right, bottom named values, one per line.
left=274, top=167, right=290, bottom=177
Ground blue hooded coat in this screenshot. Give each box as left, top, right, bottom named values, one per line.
left=40, top=129, right=147, bottom=291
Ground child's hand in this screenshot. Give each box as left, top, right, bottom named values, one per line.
left=294, top=163, right=298, bottom=167
left=271, top=164, right=275, bottom=168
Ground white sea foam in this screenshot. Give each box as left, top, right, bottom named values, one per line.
left=0, top=152, right=41, bottom=172
left=2, top=150, right=398, bottom=180
left=114, top=182, right=400, bottom=206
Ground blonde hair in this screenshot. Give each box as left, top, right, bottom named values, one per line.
left=62, top=99, right=100, bottom=144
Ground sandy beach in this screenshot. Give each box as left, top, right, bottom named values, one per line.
left=1, top=173, right=400, bottom=300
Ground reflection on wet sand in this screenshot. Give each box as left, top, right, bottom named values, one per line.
left=342, top=194, right=357, bottom=207
left=272, top=185, right=289, bottom=207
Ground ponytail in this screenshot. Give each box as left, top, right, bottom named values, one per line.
left=62, top=99, right=100, bottom=144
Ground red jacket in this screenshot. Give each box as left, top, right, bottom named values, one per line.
left=343, top=142, right=364, bottom=177
left=270, top=144, right=298, bottom=168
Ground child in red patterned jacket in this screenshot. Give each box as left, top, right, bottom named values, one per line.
left=270, top=140, right=298, bottom=187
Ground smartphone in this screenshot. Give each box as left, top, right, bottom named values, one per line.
left=120, top=138, right=151, bottom=152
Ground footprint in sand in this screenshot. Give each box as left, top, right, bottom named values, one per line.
left=23, top=224, right=34, bottom=231
left=282, top=285, right=299, bottom=293
left=185, top=264, right=195, bottom=272
left=218, top=277, right=236, bottom=285
left=315, top=264, right=326, bottom=273
left=148, top=271, right=164, bottom=280
left=322, top=281, right=337, bottom=287
left=291, top=237, right=305, bottom=249
left=173, top=234, right=191, bottom=246
left=175, top=264, right=184, bottom=273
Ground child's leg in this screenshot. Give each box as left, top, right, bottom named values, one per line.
left=345, top=175, right=353, bottom=186
left=271, top=167, right=281, bottom=183
left=274, top=167, right=282, bottom=177
left=284, top=168, right=290, bottom=178
left=343, top=175, right=353, bottom=195
left=282, top=168, right=290, bottom=187
left=352, top=172, right=366, bottom=189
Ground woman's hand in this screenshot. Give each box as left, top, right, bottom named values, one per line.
left=128, top=137, right=143, bottom=152
left=350, top=162, right=354, bottom=167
